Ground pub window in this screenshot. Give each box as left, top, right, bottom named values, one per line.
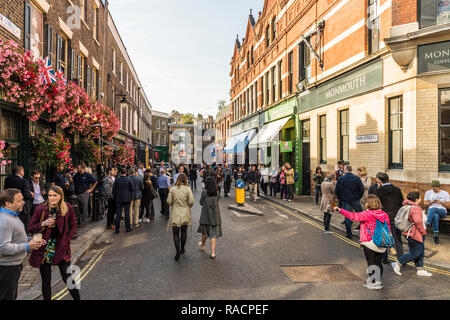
left=340, top=110, right=349, bottom=163
left=56, top=34, right=67, bottom=75
left=420, top=0, right=450, bottom=29
left=389, top=96, right=403, bottom=168
left=278, top=60, right=283, bottom=100
left=368, top=0, right=380, bottom=54
left=0, top=112, right=19, bottom=191
left=319, top=115, right=327, bottom=164
left=271, top=66, right=276, bottom=104
left=439, top=89, right=450, bottom=170
left=288, top=51, right=293, bottom=94
left=266, top=25, right=270, bottom=48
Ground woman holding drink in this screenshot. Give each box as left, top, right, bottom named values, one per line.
left=28, top=186, right=79, bottom=300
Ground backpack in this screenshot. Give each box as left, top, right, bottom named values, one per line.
left=367, top=219, right=394, bottom=248
left=294, top=171, right=298, bottom=183
left=395, top=205, right=414, bottom=233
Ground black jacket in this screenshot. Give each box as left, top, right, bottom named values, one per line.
left=375, top=184, right=404, bottom=220
left=150, top=175, right=159, bottom=191
left=247, top=170, right=259, bottom=184
left=189, top=168, right=197, bottom=180
left=112, top=176, right=135, bottom=203
left=335, top=172, right=365, bottom=203
left=142, top=181, right=155, bottom=201
left=4, top=175, right=33, bottom=201
left=368, top=183, right=379, bottom=195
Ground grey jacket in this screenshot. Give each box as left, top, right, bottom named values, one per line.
left=102, top=176, right=114, bottom=200
left=0, top=211, right=29, bottom=266
left=130, top=175, right=144, bottom=200
left=199, top=191, right=222, bottom=226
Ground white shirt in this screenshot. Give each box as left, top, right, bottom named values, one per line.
left=32, top=181, right=45, bottom=204
left=424, top=190, right=450, bottom=210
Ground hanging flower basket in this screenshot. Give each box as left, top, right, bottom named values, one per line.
left=33, top=133, right=72, bottom=170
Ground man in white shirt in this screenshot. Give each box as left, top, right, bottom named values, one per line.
left=29, top=170, right=46, bottom=219
left=424, top=180, right=450, bottom=245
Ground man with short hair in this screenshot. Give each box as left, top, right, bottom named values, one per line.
left=247, top=165, right=259, bottom=202
left=129, top=168, right=144, bottom=228
left=375, top=172, right=404, bottom=259
left=335, top=166, right=365, bottom=239
left=157, top=169, right=171, bottom=220
left=29, top=170, right=47, bottom=219
left=424, top=180, right=450, bottom=246
left=4, top=166, right=34, bottom=229
left=0, top=189, right=44, bottom=300
left=335, top=161, right=345, bottom=180
left=72, top=164, right=97, bottom=227
left=113, top=168, right=135, bottom=233
left=173, top=166, right=185, bottom=185
left=102, top=167, right=117, bottom=230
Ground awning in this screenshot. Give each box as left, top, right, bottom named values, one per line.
left=104, top=140, right=119, bottom=150
left=224, top=129, right=256, bottom=154
left=249, top=117, right=290, bottom=148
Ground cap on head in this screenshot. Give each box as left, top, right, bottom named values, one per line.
left=431, top=180, right=441, bottom=188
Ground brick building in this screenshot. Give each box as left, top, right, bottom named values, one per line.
left=152, top=110, right=169, bottom=163
left=228, top=0, right=450, bottom=196
left=0, top=0, right=153, bottom=186
left=215, top=104, right=232, bottom=163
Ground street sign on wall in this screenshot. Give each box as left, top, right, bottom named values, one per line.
left=356, top=134, right=378, bottom=144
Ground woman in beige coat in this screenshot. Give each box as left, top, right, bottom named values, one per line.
left=358, top=167, right=372, bottom=210
left=320, top=173, right=336, bottom=234
left=167, top=173, right=194, bottom=261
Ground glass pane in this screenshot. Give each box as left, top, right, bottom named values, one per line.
left=342, top=136, right=349, bottom=162
left=441, top=109, right=450, bottom=125
left=441, top=127, right=450, bottom=165
left=441, top=89, right=450, bottom=107
left=390, top=98, right=399, bottom=114
left=322, top=138, right=327, bottom=162
left=391, top=130, right=402, bottom=164
left=437, top=0, right=450, bottom=25
left=1, top=114, right=18, bottom=140
left=420, top=0, right=437, bottom=28
left=390, top=114, right=399, bottom=130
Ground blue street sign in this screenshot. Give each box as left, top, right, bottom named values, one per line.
left=236, top=179, right=245, bottom=189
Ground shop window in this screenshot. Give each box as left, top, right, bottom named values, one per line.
left=389, top=96, right=403, bottom=169
left=25, top=2, right=43, bottom=60
left=420, top=0, right=450, bottom=29
left=302, top=120, right=310, bottom=142
left=319, top=115, right=327, bottom=164
left=368, top=0, right=380, bottom=54
left=0, top=112, right=19, bottom=190
left=440, top=89, right=450, bottom=170
left=340, top=110, right=349, bottom=163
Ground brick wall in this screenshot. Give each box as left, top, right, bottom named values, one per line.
left=392, top=0, right=417, bottom=26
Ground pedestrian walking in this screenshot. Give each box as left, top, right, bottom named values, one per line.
left=284, top=163, right=295, bottom=202
left=216, top=166, right=224, bottom=197
left=313, top=167, right=325, bottom=205
left=334, top=166, right=365, bottom=239
left=375, top=172, right=404, bottom=260
left=102, top=167, right=116, bottom=230
left=158, top=169, right=171, bottom=220
left=247, top=165, right=259, bottom=202
left=189, top=165, right=198, bottom=190
left=28, top=186, right=80, bottom=300
left=129, top=168, right=144, bottom=228
left=358, top=167, right=372, bottom=210
left=198, top=170, right=222, bottom=259
left=72, top=163, right=97, bottom=228
left=391, top=192, right=432, bottom=277
left=4, top=166, right=34, bottom=230
left=223, top=164, right=233, bottom=197
left=140, top=173, right=156, bottom=222
left=0, top=189, right=44, bottom=300
left=320, top=173, right=336, bottom=234
left=424, top=180, right=450, bottom=246
left=334, top=195, right=392, bottom=290
left=167, top=173, right=194, bottom=261
left=29, top=170, right=47, bottom=219
left=269, top=166, right=278, bottom=197
left=113, top=168, right=135, bottom=233
left=173, top=166, right=186, bottom=185
left=260, top=164, right=269, bottom=196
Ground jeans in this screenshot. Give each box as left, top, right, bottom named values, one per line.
left=427, top=207, right=447, bottom=233
left=77, top=192, right=90, bottom=224
left=323, top=212, right=332, bottom=231
left=315, top=185, right=322, bottom=204
left=224, top=177, right=231, bottom=196
left=269, top=182, right=277, bottom=197
left=398, top=236, right=425, bottom=268
left=0, top=264, right=23, bottom=300
left=341, top=200, right=363, bottom=237
left=39, top=261, right=80, bottom=300
left=280, top=184, right=287, bottom=199
left=159, top=189, right=170, bottom=218
left=363, top=246, right=384, bottom=283
left=190, top=179, right=197, bottom=190
left=115, top=201, right=131, bottom=231
left=130, top=199, right=141, bottom=225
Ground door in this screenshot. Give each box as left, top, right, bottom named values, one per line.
left=302, top=142, right=311, bottom=195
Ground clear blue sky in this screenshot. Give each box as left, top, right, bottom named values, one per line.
left=108, top=0, right=262, bottom=117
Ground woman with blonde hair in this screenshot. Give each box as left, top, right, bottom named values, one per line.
left=167, top=173, right=194, bottom=261
left=357, top=167, right=371, bottom=209
left=28, top=185, right=79, bottom=300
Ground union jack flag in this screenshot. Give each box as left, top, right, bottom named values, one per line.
left=42, top=57, right=56, bottom=84
left=56, top=69, right=67, bottom=85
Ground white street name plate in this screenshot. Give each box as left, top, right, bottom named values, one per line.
left=356, top=134, right=378, bottom=144
left=0, top=14, right=21, bottom=39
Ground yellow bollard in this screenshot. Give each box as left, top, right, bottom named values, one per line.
left=235, top=179, right=245, bottom=206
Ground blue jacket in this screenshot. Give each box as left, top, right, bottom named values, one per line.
left=130, top=175, right=144, bottom=200
left=112, top=176, right=135, bottom=203
left=335, top=172, right=365, bottom=203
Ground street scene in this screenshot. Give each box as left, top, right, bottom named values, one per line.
left=1, top=0, right=450, bottom=305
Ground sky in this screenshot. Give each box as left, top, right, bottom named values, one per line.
left=108, top=0, right=263, bottom=117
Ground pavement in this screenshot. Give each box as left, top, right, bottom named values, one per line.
left=17, top=218, right=107, bottom=300
left=258, top=193, right=450, bottom=271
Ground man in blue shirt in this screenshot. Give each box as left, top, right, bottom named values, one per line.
left=0, top=189, right=44, bottom=300
left=73, top=164, right=97, bottom=227
left=157, top=169, right=171, bottom=220
left=172, top=166, right=186, bottom=186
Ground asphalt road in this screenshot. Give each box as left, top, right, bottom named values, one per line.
left=50, top=188, right=450, bottom=300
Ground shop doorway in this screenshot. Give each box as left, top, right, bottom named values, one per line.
left=302, top=142, right=311, bottom=195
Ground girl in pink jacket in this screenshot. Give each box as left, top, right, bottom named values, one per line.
left=334, top=194, right=391, bottom=290
left=391, top=192, right=432, bottom=277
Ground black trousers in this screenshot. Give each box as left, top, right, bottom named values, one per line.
left=106, top=198, right=116, bottom=227
left=39, top=261, right=80, bottom=300
left=224, top=178, right=231, bottom=195
left=115, top=201, right=131, bottom=231
left=287, top=184, right=294, bottom=199
left=363, top=246, right=384, bottom=283
left=140, top=199, right=154, bottom=219
left=159, top=189, right=170, bottom=218
left=269, top=182, right=277, bottom=196
left=172, top=226, right=188, bottom=254
left=190, top=179, right=197, bottom=190
left=261, top=182, right=268, bottom=195
left=323, top=212, right=332, bottom=231
left=0, top=264, right=23, bottom=300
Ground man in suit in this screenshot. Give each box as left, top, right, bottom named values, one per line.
left=335, top=165, right=365, bottom=240
left=4, top=166, right=34, bottom=230
left=112, top=167, right=135, bottom=233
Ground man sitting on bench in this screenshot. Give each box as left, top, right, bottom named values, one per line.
left=424, top=180, right=450, bottom=246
